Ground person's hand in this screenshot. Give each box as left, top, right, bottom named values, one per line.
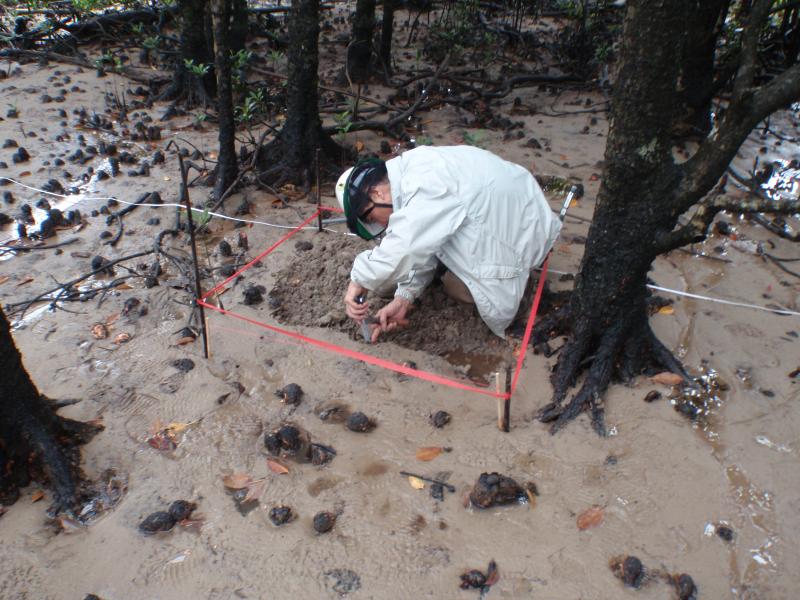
left=371, top=296, right=412, bottom=342
left=344, top=281, right=368, bottom=321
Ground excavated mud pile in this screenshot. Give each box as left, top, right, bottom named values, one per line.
left=269, top=233, right=514, bottom=361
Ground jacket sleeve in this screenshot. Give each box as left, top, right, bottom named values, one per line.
left=394, top=253, right=438, bottom=302
left=350, top=175, right=466, bottom=299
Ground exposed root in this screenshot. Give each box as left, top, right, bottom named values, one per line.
left=256, top=132, right=348, bottom=189
left=535, top=300, right=688, bottom=435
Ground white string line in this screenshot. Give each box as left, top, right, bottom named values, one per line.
left=1, top=177, right=351, bottom=234
left=542, top=267, right=800, bottom=317
left=5, top=178, right=799, bottom=317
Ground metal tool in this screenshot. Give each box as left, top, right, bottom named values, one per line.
left=355, top=294, right=377, bottom=343
left=559, top=185, right=578, bottom=223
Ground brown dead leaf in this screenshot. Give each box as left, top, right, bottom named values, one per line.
left=408, top=476, right=425, bottom=490
left=577, top=505, right=605, bottom=530
left=31, top=490, right=45, bottom=503
left=525, top=488, right=537, bottom=509
left=18, top=171, right=31, bottom=177
left=485, top=560, right=500, bottom=586
left=105, top=312, right=120, bottom=325
left=243, top=479, right=267, bottom=503
left=355, top=140, right=364, bottom=152
left=175, top=336, right=196, bottom=346
left=415, top=447, right=444, bottom=461
left=651, top=372, right=683, bottom=386
left=114, top=332, right=131, bottom=344
left=91, top=323, right=109, bottom=339
left=222, top=473, right=254, bottom=490
left=165, top=422, right=189, bottom=435
left=658, top=305, right=674, bottom=315
left=57, top=516, right=85, bottom=533
left=0, top=276, right=9, bottom=285
left=116, top=283, right=133, bottom=290
left=16, top=275, right=34, bottom=286
left=267, top=459, right=290, bottom=474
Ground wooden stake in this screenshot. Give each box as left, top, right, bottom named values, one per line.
left=496, top=367, right=511, bottom=432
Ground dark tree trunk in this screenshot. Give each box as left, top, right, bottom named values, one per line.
left=539, top=0, right=688, bottom=435
left=348, top=0, right=376, bottom=82
left=230, top=0, right=248, bottom=56
left=0, top=306, right=101, bottom=511
left=160, top=0, right=215, bottom=106
left=676, top=0, right=730, bottom=136
left=535, top=0, right=800, bottom=435
left=211, top=0, right=239, bottom=201
left=379, top=0, right=396, bottom=75
left=257, top=0, right=344, bottom=187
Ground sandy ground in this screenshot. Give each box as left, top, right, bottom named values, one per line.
left=1, top=9, right=800, bottom=600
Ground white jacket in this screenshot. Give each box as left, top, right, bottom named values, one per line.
left=350, top=146, right=562, bottom=337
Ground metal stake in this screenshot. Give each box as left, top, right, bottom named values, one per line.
left=178, top=153, right=210, bottom=359
left=316, top=147, right=322, bottom=233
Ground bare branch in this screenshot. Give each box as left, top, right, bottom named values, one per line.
left=656, top=171, right=799, bottom=253
left=678, top=60, right=800, bottom=210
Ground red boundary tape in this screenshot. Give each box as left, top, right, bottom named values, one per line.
left=197, top=207, right=549, bottom=400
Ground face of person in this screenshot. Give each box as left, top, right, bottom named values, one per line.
left=359, top=182, right=393, bottom=229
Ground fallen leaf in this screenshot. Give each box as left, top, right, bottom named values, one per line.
left=177, top=517, right=204, bottom=531
left=577, top=505, right=605, bottom=530
left=355, top=140, right=364, bottom=152
left=16, top=275, right=34, bottom=286
left=18, top=171, right=31, bottom=177
left=57, top=516, right=84, bottom=533
left=31, top=490, right=44, bottom=503
left=105, top=312, right=120, bottom=325
left=91, top=323, right=109, bottom=339
left=0, top=276, right=8, bottom=285
left=408, top=476, right=425, bottom=490
left=485, top=560, right=500, bottom=586
left=243, top=479, right=266, bottom=503
left=267, top=459, right=290, bottom=474
left=525, top=488, right=537, bottom=508
left=651, top=372, right=683, bottom=386
left=416, top=447, right=444, bottom=461
left=175, top=336, right=196, bottom=346
left=114, top=332, right=131, bottom=344
left=658, top=305, right=674, bottom=315
left=116, top=283, right=132, bottom=290
left=165, top=422, right=189, bottom=434
left=222, top=473, right=253, bottom=490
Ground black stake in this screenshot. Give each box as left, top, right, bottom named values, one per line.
left=399, top=471, right=456, bottom=493
left=178, top=153, right=210, bottom=359
left=316, top=147, right=322, bottom=232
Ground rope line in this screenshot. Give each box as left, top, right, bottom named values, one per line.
left=1, top=177, right=348, bottom=234
left=4, top=177, right=797, bottom=318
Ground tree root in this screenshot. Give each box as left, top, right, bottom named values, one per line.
left=534, top=299, right=689, bottom=435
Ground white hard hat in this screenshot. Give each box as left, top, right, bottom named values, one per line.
left=335, top=166, right=354, bottom=210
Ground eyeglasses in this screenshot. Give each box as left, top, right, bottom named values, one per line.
left=358, top=202, right=378, bottom=223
